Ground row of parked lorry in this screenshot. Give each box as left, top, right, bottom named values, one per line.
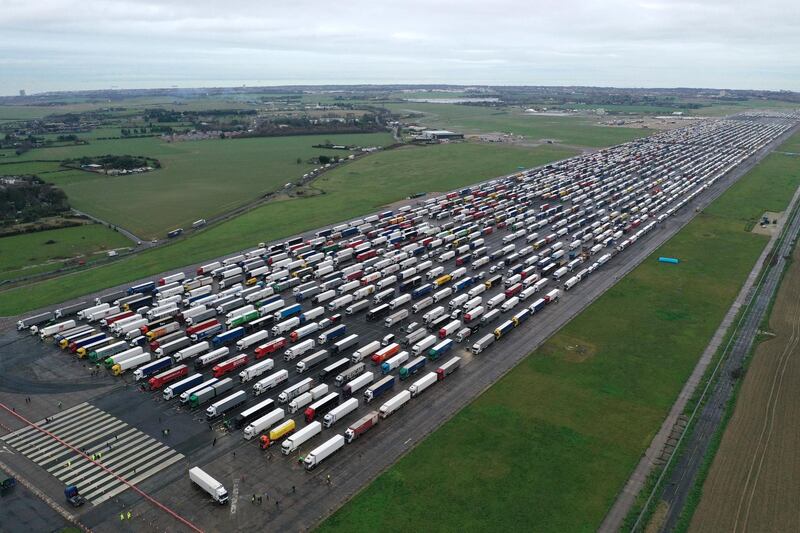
left=23, top=115, right=798, bottom=498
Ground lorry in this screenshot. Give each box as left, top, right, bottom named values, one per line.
left=351, top=340, right=381, bottom=363
left=173, top=341, right=209, bottom=362
left=212, top=353, right=248, bottom=378
left=253, top=369, right=289, bottom=395
left=364, top=375, right=395, bottom=403
left=344, top=411, right=379, bottom=443
left=334, top=362, right=366, bottom=387
left=189, top=378, right=234, bottom=407
left=304, top=392, right=340, bottom=423
left=258, top=419, right=296, bottom=449
left=409, top=372, right=438, bottom=397
left=163, top=373, right=204, bottom=401
left=379, top=390, right=412, bottom=418
left=254, top=337, right=286, bottom=359
left=189, top=467, right=228, bottom=504
left=411, top=335, right=437, bottom=356
left=277, top=377, right=314, bottom=404
left=148, top=364, right=189, bottom=390
left=331, top=334, right=359, bottom=355
left=111, top=352, right=151, bottom=375
left=399, top=356, right=427, bottom=380
left=281, top=421, right=322, bottom=455
left=428, top=339, right=454, bottom=360
left=436, top=357, right=461, bottom=380
left=206, top=390, right=247, bottom=419
left=304, top=434, right=345, bottom=470
left=227, top=398, right=275, bottom=430
left=284, top=339, right=316, bottom=361
left=194, top=347, right=230, bottom=369
left=236, top=330, right=269, bottom=351
left=239, top=359, right=275, bottom=382
left=370, top=343, right=401, bottom=366
left=381, top=351, right=410, bottom=374
left=323, top=398, right=358, bottom=428
left=343, top=372, right=374, bottom=396
left=180, top=377, right=219, bottom=403
left=317, top=324, right=347, bottom=344
left=295, top=350, right=330, bottom=374
left=133, top=357, right=172, bottom=381
left=243, top=408, right=285, bottom=440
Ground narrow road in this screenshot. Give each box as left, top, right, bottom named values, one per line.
left=71, top=208, right=150, bottom=248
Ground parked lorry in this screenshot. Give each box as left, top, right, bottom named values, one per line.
left=364, top=375, right=395, bottom=403
left=189, top=378, right=234, bottom=407
left=243, top=408, right=285, bottom=440
left=304, top=434, right=345, bottom=470
left=296, top=349, right=329, bottom=373
left=381, top=351, right=410, bottom=374
left=323, top=398, right=359, bottom=428
left=304, top=392, right=340, bottom=423
left=163, top=373, right=204, bottom=401
left=195, top=347, right=230, bottom=370
left=277, top=377, right=314, bottom=404
left=253, top=369, right=289, bottom=395
left=189, top=467, right=228, bottom=504
left=148, top=364, right=188, bottom=390
left=206, top=390, right=247, bottom=419
left=344, top=411, right=379, bottom=443
left=343, top=372, right=374, bottom=396
left=379, top=390, right=412, bottom=418
left=180, top=377, right=219, bottom=403
left=239, top=359, right=275, bottom=382
left=111, top=352, right=151, bottom=375
left=227, top=398, right=275, bottom=430
left=399, top=356, right=427, bottom=380
left=133, top=357, right=172, bottom=381
left=409, top=372, right=438, bottom=397
left=258, top=419, right=296, bottom=449
left=281, top=421, right=322, bottom=455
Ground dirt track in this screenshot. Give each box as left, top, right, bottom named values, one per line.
left=690, top=242, right=800, bottom=532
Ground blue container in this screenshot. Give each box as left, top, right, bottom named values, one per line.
left=658, top=257, right=680, bottom=264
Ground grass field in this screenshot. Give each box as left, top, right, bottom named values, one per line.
left=2, top=132, right=394, bottom=238
left=0, top=142, right=574, bottom=316
left=387, top=102, right=649, bottom=146
left=0, top=224, right=131, bottom=282
left=319, top=134, right=800, bottom=532
left=688, top=242, right=800, bottom=533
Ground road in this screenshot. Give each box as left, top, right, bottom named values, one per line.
left=652, top=174, right=800, bottom=531
left=71, top=208, right=151, bottom=248
left=600, top=121, right=800, bottom=532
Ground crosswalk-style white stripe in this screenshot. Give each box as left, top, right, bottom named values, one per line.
left=3, top=403, right=184, bottom=506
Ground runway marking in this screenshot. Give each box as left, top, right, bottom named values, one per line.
left=2, top=403, right=184, bottom=506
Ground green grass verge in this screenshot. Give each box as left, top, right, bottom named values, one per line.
left=3, top=132, right=394, bottom=239
left=318, top=133, right=800, bottom=532
left=0, top=143, right=574, bottom=316
left=0, top=224, right=131, bottom=282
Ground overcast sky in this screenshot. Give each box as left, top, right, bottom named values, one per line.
left=1, top=0, right=798, bottom=95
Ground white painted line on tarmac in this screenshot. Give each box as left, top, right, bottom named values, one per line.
left=230, top=478, right=240, bottom=515
left=91, top=453, right=184, bottom=506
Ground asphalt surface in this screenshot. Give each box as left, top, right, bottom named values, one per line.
left=654, top=161, right=800, bottom=531
left=0, top=116, right=796, bottom=533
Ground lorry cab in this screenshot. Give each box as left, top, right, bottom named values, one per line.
left=381, top=334, right=395, bottom=346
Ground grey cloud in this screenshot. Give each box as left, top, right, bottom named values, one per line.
left=0, top=0, right=797, bottom=94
